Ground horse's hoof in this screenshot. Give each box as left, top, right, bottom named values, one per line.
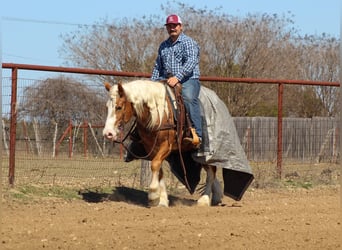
left=197, top=195, right=210, bottom=206
left=211, top=199, right=222, bottom=206
left=158, top=200, right=169, bottom=207
left=148, top=198, right=160, bottom=207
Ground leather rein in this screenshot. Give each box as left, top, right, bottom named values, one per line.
left=114, top=119, right=175, bottom=160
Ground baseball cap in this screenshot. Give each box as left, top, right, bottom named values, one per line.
left=165, top=14, right=182, bottom=25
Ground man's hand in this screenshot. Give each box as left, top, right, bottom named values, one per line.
left=167, top=76, right=179, bottom=87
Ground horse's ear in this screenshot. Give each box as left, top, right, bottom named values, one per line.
left=118, top=82, right=125, bottom=97
left=104, top=82, right=111, bottom=92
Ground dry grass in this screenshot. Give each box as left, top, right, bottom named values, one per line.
left=2, top=155, right=340, bottom=196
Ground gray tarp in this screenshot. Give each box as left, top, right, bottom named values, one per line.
left=166, top=86, right=254, bottom=201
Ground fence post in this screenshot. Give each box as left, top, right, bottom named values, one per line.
left=140, top=160, right=152, bottom=188
left=84, top=120, right=88, bottom=157
left=68, top=120, right=72, bottom=158
left=277, top=83, right=284, bottom=178
left=9, top=67, right=18, bottom=186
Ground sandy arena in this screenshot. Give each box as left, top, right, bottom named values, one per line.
left=1, top=185, right=340, bottom=250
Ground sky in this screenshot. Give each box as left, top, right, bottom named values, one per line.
left=1, top=0, right=341, bottom=80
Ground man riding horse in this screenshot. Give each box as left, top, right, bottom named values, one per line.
left=102, top=15, right=254, bottom=207
left=151, top=14, right=202, bottom=146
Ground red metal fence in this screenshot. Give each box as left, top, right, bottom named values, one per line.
left=2, top=63, right=340, bottom=186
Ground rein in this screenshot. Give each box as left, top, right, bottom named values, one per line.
left=113, top=119, right=172, bottom=161
left=171, top=84, right=191, bottom=192
left=121, top=129, right=161, bottom=161
left=113, top=120, right=137, bottom=144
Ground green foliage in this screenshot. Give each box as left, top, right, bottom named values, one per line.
left=247, top=103, right=278, bottom=117
left=5, top=185, right=81, bottom=201
left=284, top=180, right=313, bottom=189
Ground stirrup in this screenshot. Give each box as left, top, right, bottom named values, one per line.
left=183, top=128, right=201, bottom=148
left=190, top=128, right=200, bottom=146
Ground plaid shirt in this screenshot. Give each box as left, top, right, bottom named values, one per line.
left=151, top=33, right=200, bottom=83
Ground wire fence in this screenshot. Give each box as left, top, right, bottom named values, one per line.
left=1, top=75, right=340, bottom=189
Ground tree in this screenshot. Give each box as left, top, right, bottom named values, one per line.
left=19, top=76, right=106, bottom=127
left=297, top=35, right=340, bottom=116
left=60, top=17, right=165, bottom=86
left=178, top=9, right=305, bottom=116
left=59, top=1, right=339, bottom=117
left=284, top=85, right=326, bottom=118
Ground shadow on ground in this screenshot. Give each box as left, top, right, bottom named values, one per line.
left=78, top=186, right=197, bottom=207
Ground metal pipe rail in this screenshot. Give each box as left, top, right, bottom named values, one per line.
left=2, top=63, right=340, bottom=185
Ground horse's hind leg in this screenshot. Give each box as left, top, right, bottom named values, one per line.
left=197, top=165, right=216, bottom=206
left=211, top=178, right=223, bottom=206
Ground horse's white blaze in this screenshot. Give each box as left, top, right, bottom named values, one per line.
left=103, top=99, right=120, bottom=141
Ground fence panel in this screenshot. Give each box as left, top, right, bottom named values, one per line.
left=1, top=71, right=340, bottom=187
left=234, top=117, right=339, bottom=163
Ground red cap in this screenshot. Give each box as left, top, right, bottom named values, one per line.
left=165, top=14, right=182, bottom=25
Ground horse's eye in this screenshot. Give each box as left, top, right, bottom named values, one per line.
left=115, top=106, right=122, bottom=111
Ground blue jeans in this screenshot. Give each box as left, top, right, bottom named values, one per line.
left=181, top=79, right=202, bottom=138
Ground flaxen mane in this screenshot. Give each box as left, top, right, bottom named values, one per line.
left=111, top=80, right=169, bottom=129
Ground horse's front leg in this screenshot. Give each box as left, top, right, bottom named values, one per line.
left=157, top=168, right=169, bottom=207
left=148, top=158, right=169, bottom=207
left=148, top=158, right=162, bottom=206
left=197, top=165, right=216, bottom=206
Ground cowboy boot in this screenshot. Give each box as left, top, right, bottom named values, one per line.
left=183, top=128, right=201, bottom=149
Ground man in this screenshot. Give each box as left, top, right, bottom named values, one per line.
left=124, top=14, right=202, bottom=162
left=151, top=14, right=202, bottom=146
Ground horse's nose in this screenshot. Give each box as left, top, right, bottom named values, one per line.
left=106, top=132, right=113, bottom=139
left=103, top=129, right=116, bottom=141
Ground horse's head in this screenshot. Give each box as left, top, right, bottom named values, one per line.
left=103, top=82, right=134, bottom=141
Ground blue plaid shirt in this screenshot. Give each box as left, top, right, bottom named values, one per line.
left=151, top=33, right=200, bottom=83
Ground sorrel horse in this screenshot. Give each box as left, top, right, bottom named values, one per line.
left=103, top=80, right=223, bottom=207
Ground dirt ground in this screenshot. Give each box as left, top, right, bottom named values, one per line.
left=1, top=185, right=340, bottom=250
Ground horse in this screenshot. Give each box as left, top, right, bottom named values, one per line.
left=102, top=79, right=223, bottom=207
